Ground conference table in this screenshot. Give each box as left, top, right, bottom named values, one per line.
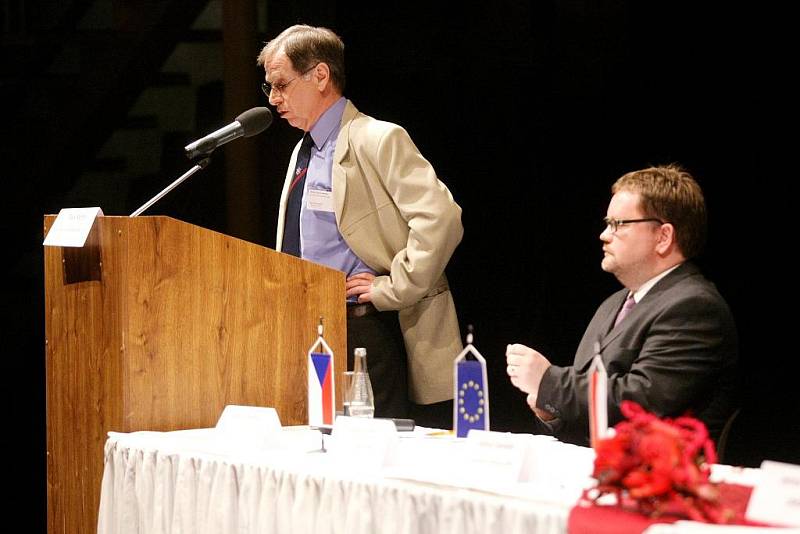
left=96, top=423, right=785, bottom=534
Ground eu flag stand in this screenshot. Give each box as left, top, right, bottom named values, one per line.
left=453, top=326, right=490, bottom=437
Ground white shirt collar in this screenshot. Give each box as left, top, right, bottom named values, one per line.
left=631, top=263, right=682, bottom=303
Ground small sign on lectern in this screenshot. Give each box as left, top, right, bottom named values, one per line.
left=43, top=207, right=103, bottom=247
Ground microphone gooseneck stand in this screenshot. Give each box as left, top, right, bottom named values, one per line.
left=129, top=157, right=211, bottom=217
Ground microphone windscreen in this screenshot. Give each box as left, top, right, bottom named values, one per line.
left=236, top=107, right=273, bottom=137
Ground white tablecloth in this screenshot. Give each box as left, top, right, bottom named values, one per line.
left=97, top=428, right=591, bottom=534
left=97, top=428, right=790, bottom=534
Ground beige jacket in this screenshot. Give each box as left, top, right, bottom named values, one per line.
left=276, top=100, right=463, bottom=403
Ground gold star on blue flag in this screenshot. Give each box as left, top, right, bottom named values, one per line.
left=453, top=327, right=489, bottom=438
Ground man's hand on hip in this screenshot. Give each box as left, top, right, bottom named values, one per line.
left=346, top=272, right=375, bottom=303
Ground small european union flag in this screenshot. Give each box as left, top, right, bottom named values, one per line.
left=453, top=327, right=489, bottom=438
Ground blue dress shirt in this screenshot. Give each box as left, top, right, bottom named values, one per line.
left=299, top=97, right=376, bottom=283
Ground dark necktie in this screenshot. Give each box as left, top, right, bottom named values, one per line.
left=282, top=133, right=314, bottom=257
left=613, top=294, right=636, bottom=327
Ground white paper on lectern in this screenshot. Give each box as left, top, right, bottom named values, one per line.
left=43, top=207, right=103, bottom=247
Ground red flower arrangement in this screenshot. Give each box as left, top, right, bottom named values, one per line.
left=586, top=401, right=733, bottom=523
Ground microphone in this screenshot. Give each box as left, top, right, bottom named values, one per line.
left=184, top=107, right=272, bottom=159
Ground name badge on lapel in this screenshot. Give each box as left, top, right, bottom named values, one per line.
left=307, top=188, right=335, bottom=212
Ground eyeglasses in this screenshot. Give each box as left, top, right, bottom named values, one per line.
left=262, top=65, right=318, bottom=98
left=603, top=217, right=664, bottom=234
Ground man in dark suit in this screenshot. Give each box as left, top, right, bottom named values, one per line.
left=506, top=165, right=738, bottom=446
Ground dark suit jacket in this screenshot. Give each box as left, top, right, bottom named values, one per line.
left=537, top=262, right=739, bottom=446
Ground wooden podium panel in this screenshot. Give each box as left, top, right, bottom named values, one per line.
left=44, top=215, right=346, bottom=534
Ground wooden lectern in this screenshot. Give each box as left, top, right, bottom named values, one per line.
left=44, top=215, right=346, bottom=534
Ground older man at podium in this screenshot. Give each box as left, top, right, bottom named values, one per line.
left=257, top=25, right=463, bottom=427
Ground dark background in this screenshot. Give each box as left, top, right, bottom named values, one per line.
left=3, top=1, right=796, bottom=531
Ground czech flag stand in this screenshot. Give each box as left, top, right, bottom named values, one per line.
left=588, top=341, right=609, bottom=448
left=308, top=317, right=335, bottom=427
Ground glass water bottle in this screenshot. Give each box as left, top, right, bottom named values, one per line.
left=347, top=347, right=375, bottom=418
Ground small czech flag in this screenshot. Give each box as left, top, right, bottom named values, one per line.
left=307, top=318, right=335, bottom=427
left=588, top=342, right=608, bottom=448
